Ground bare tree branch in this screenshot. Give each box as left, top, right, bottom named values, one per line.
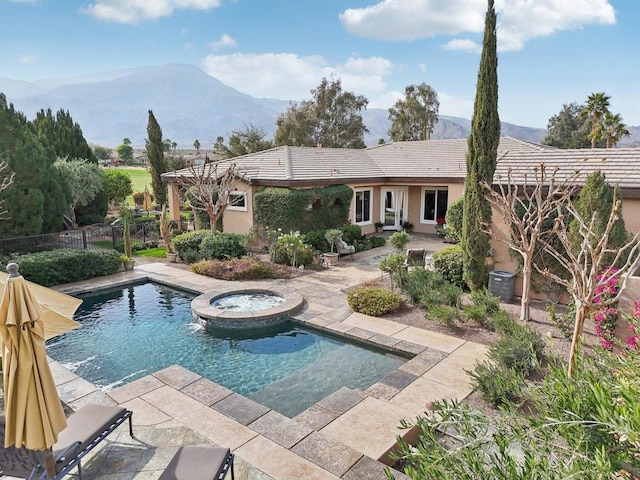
left=0, top=159, right=15, bottom=220
left=172, top=162, right=246, bottom=232
left=482, top=164, right=579, bottom=321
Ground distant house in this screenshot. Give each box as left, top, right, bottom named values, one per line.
left=163, top=137, right=551, bottom=236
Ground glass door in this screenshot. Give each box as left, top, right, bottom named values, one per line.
left=380, top=187, right=407, bottom=231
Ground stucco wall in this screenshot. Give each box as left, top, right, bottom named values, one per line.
left=221, top=183, right=254, bottom=234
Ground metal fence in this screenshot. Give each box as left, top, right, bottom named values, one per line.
left=0, top=221, right=163, bottom=256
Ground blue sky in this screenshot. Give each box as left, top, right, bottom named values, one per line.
left=2, top=0, right=637, bottom=128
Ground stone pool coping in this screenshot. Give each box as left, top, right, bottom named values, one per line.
left=50, top=244, right=488, bottom=479
left=192, top=285, right=304, bottom=329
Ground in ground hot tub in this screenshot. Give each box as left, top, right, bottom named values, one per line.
left=192, top=286, right=304, bottom=329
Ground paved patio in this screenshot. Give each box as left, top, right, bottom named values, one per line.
left=37, top=235, right=488, bottom=479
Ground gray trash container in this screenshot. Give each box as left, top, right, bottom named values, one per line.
left=488, top=270, right=516, bottom=302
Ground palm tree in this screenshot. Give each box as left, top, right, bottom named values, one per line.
left=581, top=92, right=611, bottom=148
left=601, top=112, right=630, bottom=148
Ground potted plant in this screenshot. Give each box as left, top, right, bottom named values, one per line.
left=402, top=221, right=414, bottom=233
left=323, top=228, right=342, bottom=265
left=374, top=221, right=384, bottom=233
left=160, top=205, right=178, bottom=262
left=120, top=206, right=135, bottom=271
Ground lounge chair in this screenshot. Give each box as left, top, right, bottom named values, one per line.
left=159, top=445, right=235, bottom=480
left=336, top=239, right=355, bottom=261
left=27, top=404, right=134, bottom=480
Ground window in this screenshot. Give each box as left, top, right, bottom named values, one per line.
left=227, top=191, right=247, bottom=211
left=420, top=188, right=449, bottom=223
left=354, top=188, right=372, bottom=225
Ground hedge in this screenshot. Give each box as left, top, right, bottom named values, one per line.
left=9, top=248, right=122, bottom=286
left=254, top=185, right=353, bottom=233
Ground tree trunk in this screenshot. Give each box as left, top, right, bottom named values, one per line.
left=568, top=303, right=586, bottom=377
left=520, top=261, right=532, bottom=322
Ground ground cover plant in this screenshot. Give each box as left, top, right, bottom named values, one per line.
left=190, top=257, right=292, bottom=280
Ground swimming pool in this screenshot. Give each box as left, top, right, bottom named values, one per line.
left=46, top=282, right=405, bottom=417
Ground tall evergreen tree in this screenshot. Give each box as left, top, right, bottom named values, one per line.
left=33, top=108, right=97, bottom=162
left=146, top=110, right=168, bottom=206
left=462, top=0, right=500, bottom=291
left=0, top=95, right=70, bottom=237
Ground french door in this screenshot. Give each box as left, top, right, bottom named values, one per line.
left=380, top=187, right=407, bottom=231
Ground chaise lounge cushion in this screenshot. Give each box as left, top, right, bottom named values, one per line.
left=159, top=446, right=233, bottom=480
left=52, top=404, right=129, bottom=461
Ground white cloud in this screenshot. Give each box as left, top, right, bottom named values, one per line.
left=19, top=54, right=37, bottom=63
left=340, top=0, right=615, bottom=51
left=83, top=0, right=222, bottom=24
left=438, top=92, right=474, bottom=118
left=208, top=34, right=237, bottom=51
left=443, top=38, right=481, bottom=53
left=201, top=52, right=394, bottom=101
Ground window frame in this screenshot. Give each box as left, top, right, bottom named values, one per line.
left=420, top=187, right=449, bottom=224
left=353, top=188, right=373, bottom=226
left=227, top=190, right=248, bottom=211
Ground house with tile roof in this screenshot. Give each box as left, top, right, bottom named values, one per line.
left=163, top=136, right=552, bottom=236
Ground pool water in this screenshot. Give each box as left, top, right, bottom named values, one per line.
left=46, top=282, right=405, bottom=417
left=211, top=292, right=284, bottom=311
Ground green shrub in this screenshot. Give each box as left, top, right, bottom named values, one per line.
left=401, top=267, right=436, bottom=304
left=489, top=326, right=545, bottom=377
left=428, top=304, right=459, bottom=327
left=199, top=232, right=247, bottom=260
left=471, top=288, right=501, bottom=315
left=444, top=197, right=464, bottom=242
left=419, top=282, right=462, bottom=310
left=388, top=231, right=412, bottom=251
left=432, top=244, right=465, bottom=287
left=462, top=303, right=488, bottom=324
left=173, top=230, right=211, bottom=258
left=491, top=309, right=518, bottom=334
left=190, top=257, right=291, bottom=280
left=469, top=361, right=524, bottom=408
left=347, top=286, right=402, bottom=316
left=303, top=230, right=330, bottom=252
left=341, top=224, right=362, bottom=244
left=379, top=253, right=406, bottom=289
left=11, top=249, right=122, bottom=286
left=366, top=236, right=387, bottom=249
left=273, top=233, right=315, bottom=266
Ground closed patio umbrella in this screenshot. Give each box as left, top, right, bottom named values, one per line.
left=142, top=185, right=153, bottom=213
left=0, top=263, right=81, bottom=478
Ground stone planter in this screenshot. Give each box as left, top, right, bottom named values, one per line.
left=166, top=252, right=178, bottom=263
left=323, top=252, right=339, bottom=266
left=123, top=259, right=135, bottom=271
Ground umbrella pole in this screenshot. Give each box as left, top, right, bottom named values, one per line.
left=43, top=448, right=56, bottom=479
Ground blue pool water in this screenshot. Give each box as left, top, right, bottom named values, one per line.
left=46, top=282, right=405, bottom=417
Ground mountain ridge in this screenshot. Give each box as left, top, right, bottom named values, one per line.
left=1, top=63, right=627, bottom=149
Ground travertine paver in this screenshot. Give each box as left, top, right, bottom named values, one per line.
left=249, top=411, right=313, bottom=449
left=292, top=432, right=363, bottom=477
left=389, top=376, right=469, bottom=419
left=141, top=385, right=258, bottom=450
left=319, top=396, right=410, bottom=463
left=380, top=369, right=418, bottom=390
left=342, top=456, right=409, bottom=480
left=343, top=312, right=408, bottom=337
left=422, top=341, right=489, bottom=390
left=399, top=349, right=448, bottom=376
left=107, top=375, right=164, bottom=404
left=391, top=325, right=467, bottom=353
left=236, top=435, right=340, bottom=480
left=293, top=404, right=339, bottom=431
left=213, top=393, right=270, bottom=425
left=119, top=397, right=172, bottom=425
left=316, top=387, right=366, bottom=415
left=153, top=364, right=201, bottom=389
left=180, top=377, right=234, bottom=406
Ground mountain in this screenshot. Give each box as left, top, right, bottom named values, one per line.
left=0, top=63, right=549, bottom=148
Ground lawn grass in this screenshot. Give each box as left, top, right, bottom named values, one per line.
left=104, top=167, right=153, bottom=205
left=135, top=247, right=168, bottom=258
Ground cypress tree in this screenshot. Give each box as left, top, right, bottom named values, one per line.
left=462, top=0, right=500, bottom=291
left=146, top=110, right=168, bottom=206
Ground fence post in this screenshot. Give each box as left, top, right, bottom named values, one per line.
left=112, top=226, right=118, bottom=249
left=82, top=229, right=88, bottom=249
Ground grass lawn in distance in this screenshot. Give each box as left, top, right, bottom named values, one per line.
left=106, top=167, right=152, bottom=206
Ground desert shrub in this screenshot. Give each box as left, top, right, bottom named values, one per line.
left=489, top=327, right=546, bottom=377
left=418, top=282, right=462, bottom=312
left=428, top=304, right=459, bottom=327
left=367, top=236, right=387, bottom=249
left=347, top=286, right=402, bottom=316
left=11, top=249, right=122, bottom=286
left=388, top=231, right=412, bottom=251
left=547, top=301, right=574, bottom=339
left=432, top=244, right=465, bottom=287
left=469, top=361, right=524, bottom=408
left=471, top=288, right=501, bottom=315
left=199, top=232, right=247, bottom=260
left=190, top=257, right=291, bottom=280
left=401, top=267, right=436, bottom=304
left=341, top=224, right=362, bottom=244
left=461, top=303, right=488, bottom=325
left=490, top=309, right=518, bottom=334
